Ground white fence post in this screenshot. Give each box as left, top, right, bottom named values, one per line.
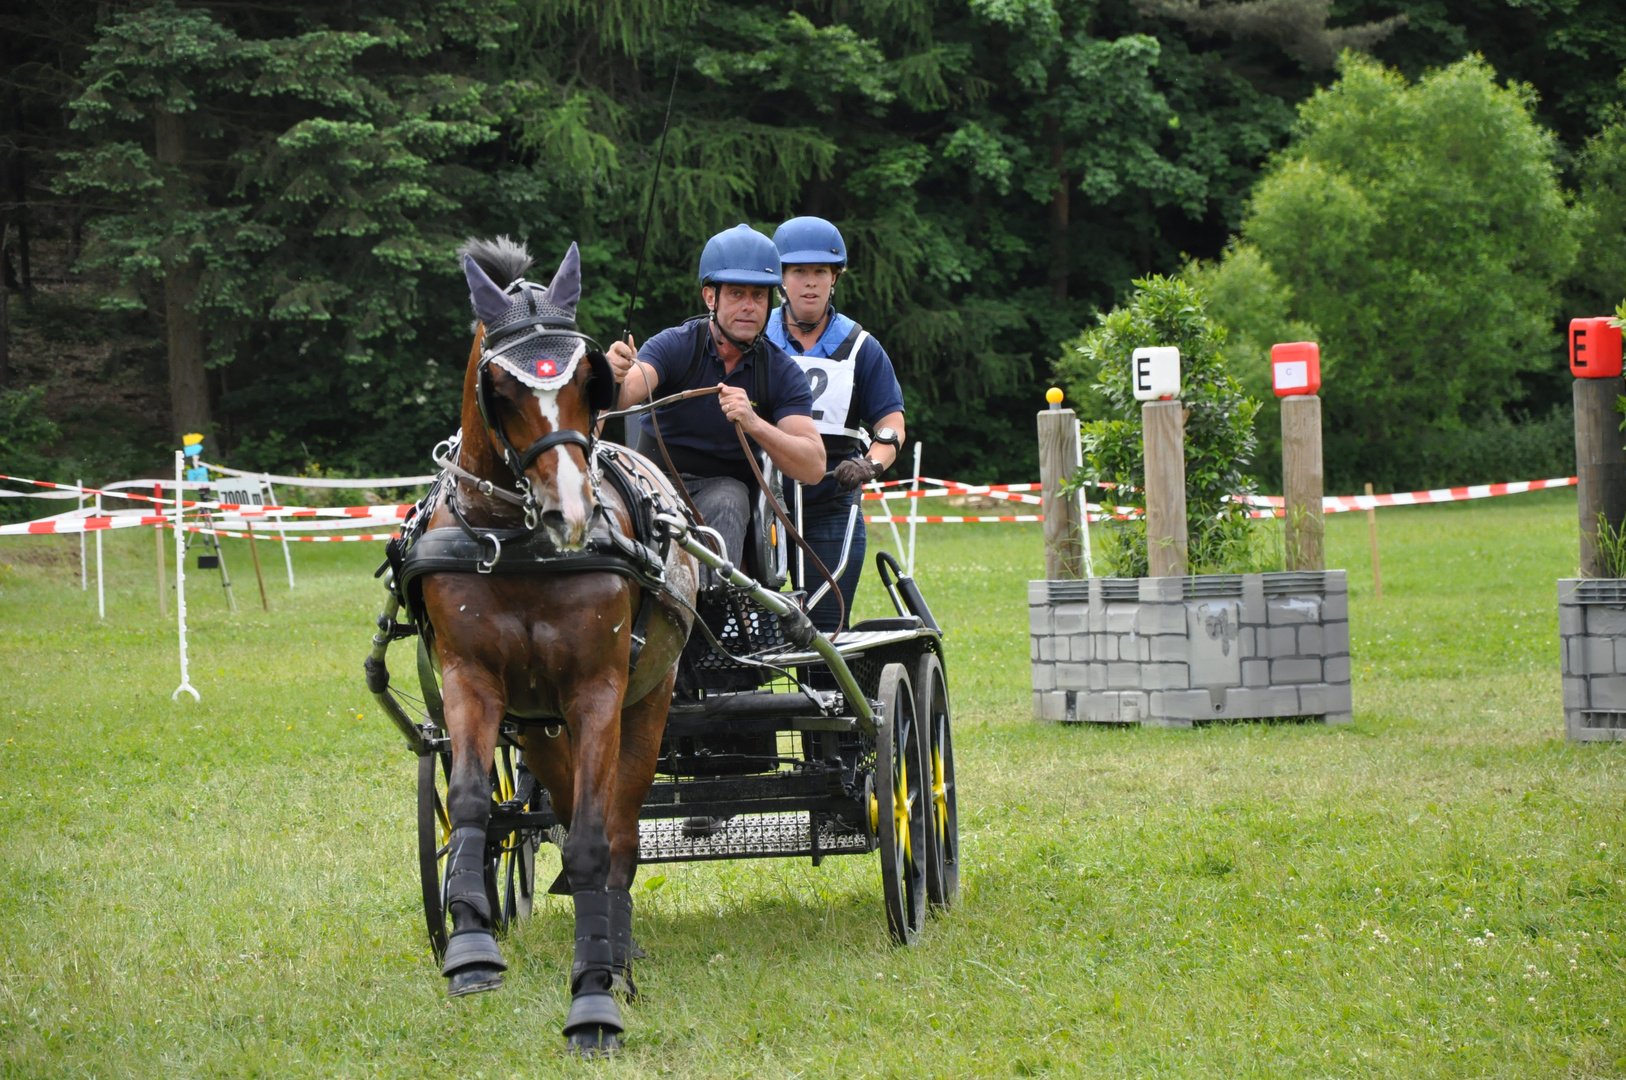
left=906, top=442, right=922, bottom=576
left=172, top=452, right=199, bottom=701
left=265, top=475, right=295, bottom=587
left=95, top=491, right=105, bottom=620
left=78, top=478, right=87, bottom=590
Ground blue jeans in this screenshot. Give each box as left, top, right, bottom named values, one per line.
left=800, top=493, right=866, bottom=633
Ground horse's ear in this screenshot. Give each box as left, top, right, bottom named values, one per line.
left=542, top=242, right=581, bottom=318
left=463, top=255, right=511, bottom=327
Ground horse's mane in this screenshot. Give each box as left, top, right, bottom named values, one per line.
left=457, top=235, right=534, bottom=289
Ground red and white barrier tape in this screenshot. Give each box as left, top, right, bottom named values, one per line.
left=866, top=515, right=1043, bottom=524
left=1231, top=476, right=1578, bottom=515
left=0, top=471, right=1584, bottom=537
left=0, top=511, right=407, bottom=537
left=184, top=526, right=400, bottom=542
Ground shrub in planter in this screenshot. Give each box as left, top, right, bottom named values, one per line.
left=1054, top=275, right=1265, bottom=576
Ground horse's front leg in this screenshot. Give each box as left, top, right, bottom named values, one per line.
left=559, top=673, right=631, bottom=1055
left=439, top=661, right=508, bottom=997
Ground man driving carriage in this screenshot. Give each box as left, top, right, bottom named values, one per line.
left=606, top=224, right=823, bottom=580
left=767, top=216, right=907, bottom=632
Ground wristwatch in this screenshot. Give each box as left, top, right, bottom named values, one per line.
left=871, top=426, right=901, bottom=448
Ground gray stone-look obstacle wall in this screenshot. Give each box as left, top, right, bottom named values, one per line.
left=1030, top=571, right=1352, bottom=726
left=1558, top=579, right=1626, bottom=742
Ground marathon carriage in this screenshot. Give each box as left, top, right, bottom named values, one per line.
left=366, top=449, right=961, bottom=957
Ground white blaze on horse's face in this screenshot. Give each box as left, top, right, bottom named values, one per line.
left=532, top=386, right=593, bottom=549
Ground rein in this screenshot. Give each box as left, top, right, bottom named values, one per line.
left=598, top=369, right=846, bottom=627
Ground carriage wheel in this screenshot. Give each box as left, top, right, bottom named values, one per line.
left=416, top=746, right=538, bottom=961
left=417, top=751, right=453, bottom=961
left=915, top=651, right=959, bottom=909
left=492, top=744, right=537, bottom=927
left=875, top=662, right=926, bottom=945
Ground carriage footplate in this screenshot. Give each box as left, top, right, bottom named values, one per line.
left=637, top=811, right=872, bottom=863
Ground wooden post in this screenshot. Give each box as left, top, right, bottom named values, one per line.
left=1281, top=394, right=1324, bottom=572
left=246, top=521, right=269, bottom=612
left=1038, top=404, right=1084, bottom=579
left=155, top=483, right=167, bottom=616
left=1365, top=482, right=1382, bottom=600
left=1574, top=375, right=1626, bottom=577
left=1142, top=400, right=1188, bottom=577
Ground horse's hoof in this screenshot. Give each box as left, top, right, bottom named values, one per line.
left=563, top=990, right=624, bottom=1051
left=564, top=1025, right=622, bottom=1058
left=447, top=963, right=504, bottom=997
left=611, top=969, right=639, bottom=1002
left=442, top=928, right=506, bottom=976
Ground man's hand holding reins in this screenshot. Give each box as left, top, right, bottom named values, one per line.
left=718, top=382, right=825, bottom=485
left=609, top=336, right=659, bottom=408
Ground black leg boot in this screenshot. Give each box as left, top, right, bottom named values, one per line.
left=564, top=888, right=624, bottom=1056
left=440, top=826, right=506, bottom=996
left=609, top=887, right=638, bottom=1000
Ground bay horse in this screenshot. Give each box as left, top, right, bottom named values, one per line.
left=418, top=237, right=698, bottom=1053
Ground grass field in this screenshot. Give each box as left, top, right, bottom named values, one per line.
left=1, top=491, right=1622, bottom=1078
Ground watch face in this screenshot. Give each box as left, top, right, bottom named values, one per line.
left=874, top=426, right=899, bottom=445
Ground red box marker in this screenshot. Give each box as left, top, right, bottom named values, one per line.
left=1569, top=318, right=1622, bottom=378
left=1271, top=341, right=1321, bottom=397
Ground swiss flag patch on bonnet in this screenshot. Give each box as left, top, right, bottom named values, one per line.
left=535, top=359, right=558, bottom=378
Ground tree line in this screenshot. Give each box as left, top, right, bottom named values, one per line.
left=1, top=0, right=1622, bottom=488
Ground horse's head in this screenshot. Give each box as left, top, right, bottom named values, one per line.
left=460, top=238, right=616, bottom=549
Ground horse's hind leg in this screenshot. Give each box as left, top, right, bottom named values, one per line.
left=603, top=670, right=678, bottom=1001
left=558, top=680, right=631, bottom=1055
left=438, top=666, right=508, bottom=997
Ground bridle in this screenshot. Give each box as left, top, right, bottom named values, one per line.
left=436, top=299, right=612, bottom=534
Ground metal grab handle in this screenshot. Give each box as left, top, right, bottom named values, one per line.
left=804, top=502, right=861, bottom=614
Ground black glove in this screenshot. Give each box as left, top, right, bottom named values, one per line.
left=834, top=456, right=882, bottom=491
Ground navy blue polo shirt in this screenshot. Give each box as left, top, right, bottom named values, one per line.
left=768, top=304, right=905, bottom=503
left=634, top=316, right=813, bottom=483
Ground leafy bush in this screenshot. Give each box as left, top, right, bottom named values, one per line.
left=1055, top=275, right=1263, bottom=577
left=1214, top=53, right=1577, bottom=491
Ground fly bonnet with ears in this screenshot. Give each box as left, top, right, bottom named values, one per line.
left=462, top=239, right=617, bottom=417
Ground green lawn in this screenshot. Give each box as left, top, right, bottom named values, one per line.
left=1, top=491, right=1622, bottom=1078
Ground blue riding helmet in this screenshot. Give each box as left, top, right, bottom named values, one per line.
left=773, top=216, right=847, bottom=267
left=697, top=224, right=782, bottom=286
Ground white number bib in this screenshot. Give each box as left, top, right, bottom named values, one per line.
left=790, top=329, right=868, bottom=440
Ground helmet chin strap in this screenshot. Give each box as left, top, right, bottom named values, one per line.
left=791, top=310, right=823, bottom=335
left=780, top=275, right=837, bottom=335
left=709, top=304, right=759, bottom=352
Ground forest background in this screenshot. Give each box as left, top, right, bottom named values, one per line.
left=1, top=0, right=1623, bottom=494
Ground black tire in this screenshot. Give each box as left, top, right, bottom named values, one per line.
left=417, top=750, right=452, bottom=961
left=416, top=745, right=537, bottom=961
left=915, top=651, right=959, bottom=909
left=875, top=662, right=926, bottom=945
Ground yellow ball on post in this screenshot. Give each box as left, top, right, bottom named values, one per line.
left=1045, top=387, right=1064, bottom=410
